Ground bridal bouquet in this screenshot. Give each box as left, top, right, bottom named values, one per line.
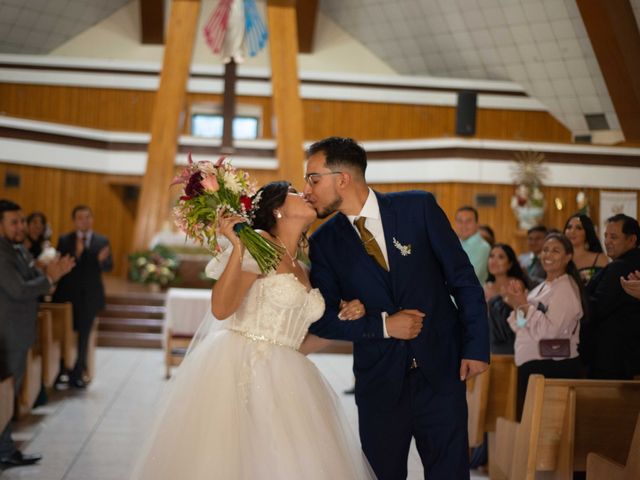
left=171, top=154, right=283, bottom=274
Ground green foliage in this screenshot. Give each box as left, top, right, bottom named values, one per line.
left=129, top=245, right=180, bottom=286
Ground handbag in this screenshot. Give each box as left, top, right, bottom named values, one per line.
left=538, top=303, right=580, bottom=358
left=538, top=338, right=571, bottom=358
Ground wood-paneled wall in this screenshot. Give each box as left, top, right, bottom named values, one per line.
left=0, top=163, right=136, bottom=276
left=0, top=83, right=571, bottom=142
left=370, top=182, right=640, bottom=254
left=3, top=160, right=637, bottom=279
left=0, top=162, right=285, bottom=277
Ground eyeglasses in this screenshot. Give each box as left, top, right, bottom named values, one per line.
left=303, top=171, right=342, bottom=186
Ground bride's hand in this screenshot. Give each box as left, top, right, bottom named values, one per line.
left=217, top=215, right=245, bottom=250
left=338, top=299, right=365, bottom=321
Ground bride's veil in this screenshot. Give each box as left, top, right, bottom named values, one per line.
left=184, top=237, right=261, bottom=358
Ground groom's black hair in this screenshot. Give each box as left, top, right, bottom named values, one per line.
left=0, top=199, right=21, bottom=221
left=251, top=181, right=290, bottom=234
left=306, top=137, right=367, bottom=177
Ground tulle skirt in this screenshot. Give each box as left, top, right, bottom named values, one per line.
left=131, top=329, right=375, bottom=479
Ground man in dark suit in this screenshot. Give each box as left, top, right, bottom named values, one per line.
left=53, top=205, right=112, bottom=388
left=304, top=137, right=489, bottom=480
left=0, top=199, right=73, bottom=468
left=587, top=214, right=640, bottom=379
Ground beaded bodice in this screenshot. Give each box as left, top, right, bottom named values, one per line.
left=225, top=273, right=325, bottom=350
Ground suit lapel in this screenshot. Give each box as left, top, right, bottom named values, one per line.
left=377, top=192, right=401, bottom=299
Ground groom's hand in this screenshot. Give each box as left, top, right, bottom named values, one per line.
left=386, top=310, right=425, bottom=339
left=459, top=359, right=489, bottom=381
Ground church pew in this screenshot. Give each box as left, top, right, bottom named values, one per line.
left=165, top=329, right=192, bottom=379
left=39, top=302, right=77, bottom=371
left=16, top=346, right=42, bottom=418
left=493, top=375, right=640, bottom=480
left=586, top=414, right=640, bottom=480
left=0, top=376, right=14, bottom=433
left=37, top=309, right=61, bottom=388
left=39, top=302, right=98, bottom=382
left=467, top=354, right=517, bottom=447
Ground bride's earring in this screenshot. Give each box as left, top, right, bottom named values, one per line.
left=275, top=211, right=282, bottom=219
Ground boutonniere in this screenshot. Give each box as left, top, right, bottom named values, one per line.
left=392, top=237, right=412, bottom=256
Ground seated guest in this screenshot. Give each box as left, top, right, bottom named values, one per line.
left=455, top=205, right=491, bottom=283
left=0, top=199, right=74, bottom=468
left=518, top=225, right=547, bottom=287
left=478, top=224, right=495, bottom=247
left=587, top=214, right=640, bottom=379
left=564, top=214, right=608, bottom=285
left=484, top=243, right=528, bottom=355
left=24, top=212, right=48, bottom=260
left=506, top=233, right=586, bottom=417
left=621, top=270, right=640, bottom=300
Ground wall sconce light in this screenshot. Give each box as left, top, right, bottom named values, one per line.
left=554, top=197, right=564, bottom=210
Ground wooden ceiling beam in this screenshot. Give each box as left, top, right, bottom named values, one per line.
left=132, top=0, right=201, bottom=251
left=577, top=0, right=640, bottom=141
left=296, top=0, right=318, bottom=54
left=267, top=0, right=305, bottom=189
left=140, top=0, right=165, bottom=45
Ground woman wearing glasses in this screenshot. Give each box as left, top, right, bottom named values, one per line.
left=133, top=182, right=376, bottom=479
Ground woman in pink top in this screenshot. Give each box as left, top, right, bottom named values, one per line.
left=505, top=233, right=586, bottom=416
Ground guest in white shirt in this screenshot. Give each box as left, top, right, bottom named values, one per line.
left=505, top=233, right=586, bottom=417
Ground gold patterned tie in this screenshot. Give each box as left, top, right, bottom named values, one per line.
left=354, top=217, right=388, bottom=271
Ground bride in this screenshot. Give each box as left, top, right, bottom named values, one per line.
left=132, top=182, right=376, bottom=479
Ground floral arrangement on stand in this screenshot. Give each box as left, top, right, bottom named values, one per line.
left=129, top=245, right=180, bottom=289
left=510, top=151, right=549, bottom=230
left=171, top=154, right=283, bottom=274
left=576, top=191, right=590, bottom=216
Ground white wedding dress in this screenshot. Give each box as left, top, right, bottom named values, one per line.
left=132, top=267, right=375, bottom=479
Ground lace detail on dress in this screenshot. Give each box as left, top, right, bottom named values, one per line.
left=226, top=273, right=324, bottom=349
left=225, top=273, right=325, bottom=403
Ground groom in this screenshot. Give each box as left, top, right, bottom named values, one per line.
left=304, top=137, right=489, bottom=480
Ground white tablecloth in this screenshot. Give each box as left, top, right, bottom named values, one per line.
left=163, top=288, right=212, bottom=342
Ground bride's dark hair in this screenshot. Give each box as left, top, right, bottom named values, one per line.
left=251, top=181, right=290, bottom=234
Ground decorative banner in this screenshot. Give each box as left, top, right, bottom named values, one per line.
left=204, top=0, right=268, bottom=63
left=599, top=191, right=638, bottom=242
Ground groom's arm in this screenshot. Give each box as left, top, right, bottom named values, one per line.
left=308, top=238, right=385, bottom=341
left=422, top=193, right=490, bottom=363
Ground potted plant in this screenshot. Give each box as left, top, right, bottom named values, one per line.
left=129, top=245, right=180, bottom=292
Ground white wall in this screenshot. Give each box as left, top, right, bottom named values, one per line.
left=51, top=0, right=398, bottom=75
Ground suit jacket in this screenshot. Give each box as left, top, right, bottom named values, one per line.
left=0, top=237, right=51, bottom=379
left=587, top=247, right=640, bottom=377
left=308, top=191, right=489, bottom=409
left=53, top=231, right=112, bottom=321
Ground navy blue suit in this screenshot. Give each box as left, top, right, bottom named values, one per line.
left=308, top=190, right=489, bottom=479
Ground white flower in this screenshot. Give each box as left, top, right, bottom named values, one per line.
left=392, top=237, right=412, bottom=256
left=532, top=187, right=544, bottom=201
left=223, top=171, right=243, bottom=194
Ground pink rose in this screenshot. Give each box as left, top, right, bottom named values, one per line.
left=200, top=175, right=219, bottom=193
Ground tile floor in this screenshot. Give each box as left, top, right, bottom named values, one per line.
left=4, top=348, right=488, bottom=479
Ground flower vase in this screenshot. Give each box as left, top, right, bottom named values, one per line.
left=514, top=205, right=544, bottom=230
left=149, top=283, right=161, bottom=293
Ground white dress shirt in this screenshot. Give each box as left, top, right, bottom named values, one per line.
left=76, top=230, right=93, bottom=247
left=347, top=188, right=391, bottom=338
left=347, top=188, right=389, bottom=267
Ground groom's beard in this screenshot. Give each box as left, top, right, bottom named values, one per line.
left=316, top=196, right=342, bottom=219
